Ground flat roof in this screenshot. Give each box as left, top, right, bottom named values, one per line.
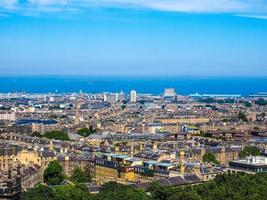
left=230, top=156, right=267, bottom=167
left=111, top=154, right=130, bottom=159
left=144, top=160, right=158, bottom=165
left=15, top=119, right=57, bottom=125
left=154, top=163, right=173, bottom=167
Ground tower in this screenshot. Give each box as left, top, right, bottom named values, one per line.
left=49, top=141, right=54, bottom=151
left=75, top=98, right=82, bottom=125
left=139, top=142, right=145, bottom=152
left=152, top=142, right=158, bottom=150
left=180, top=149, right=185, bottom=175
left=130, top=90, right=137, bottom=103
left=115, top=144, right=120, bottom=154
left=164, top=88, right=176, bottom=97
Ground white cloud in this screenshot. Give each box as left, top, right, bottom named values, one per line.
left=0, top=0, right=267, bottom=15
left=27, top=0, right=69, bottom=5
left=67, top=0, right=253, bottom=13
left=235, top=14, right=267, bottom=19
left=0, top=0, right=18, bottom=9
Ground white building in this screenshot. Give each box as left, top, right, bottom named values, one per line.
left=0, top=112, right=16, bottom=121
left=164, top=88, right=176, bottom=97
left=228, top=156, right=267, bottom=174
left=130, top=90, right=137, bottom=103
left=103, top=92, right=118, bottom=103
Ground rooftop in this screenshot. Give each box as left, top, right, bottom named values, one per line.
left=230, top=156, right=267, bottom=166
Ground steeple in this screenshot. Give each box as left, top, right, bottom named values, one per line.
left=8, top=167, right=12, bottom=179
left=49, top=141, right=54, bottom=150
left=17, top=164, right=21, bottom=176
left=180, top=149, right=185, bottom=175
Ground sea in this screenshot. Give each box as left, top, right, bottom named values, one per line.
left=0, top=76, right=267, bottom=96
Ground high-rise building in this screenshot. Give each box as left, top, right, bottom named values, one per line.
left=118, top=91, right=125, bottom=102
left=103, top=92, right=118, bottom=103
left=164, top=88, right=176, bottom=97
left=75, top=99, right=82, bottom=125
left=130, top=90, right=137, bottom=103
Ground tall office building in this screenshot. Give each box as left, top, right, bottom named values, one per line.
left=118, top=91, right=125, bottom=102
left=164, top=88, right=176, bottom=97
left=130, top=90, right=137, bottom=103
left=103, top=92, right=118, bottom=103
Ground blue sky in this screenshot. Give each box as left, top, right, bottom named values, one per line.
left=1, top=0, right=267, bottom=76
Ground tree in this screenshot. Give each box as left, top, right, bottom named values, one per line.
left=239, top=145, right=260, bottom=159
left=244, top=101, right=252, bottom=107
left=97, top=181, right=149, bottom=200
left=238, top=111, right=248, bottom=122
left=22, top=184, right=92, bottom=200
left=199, top=131, right=209, bottom=137
left=255, top=98, right=267, bottom=106
left=22, top=184, right=54, bottom=200
left=54, top=185, right=92, bottom=200
left=198, top=97, right=215, bottom=104
left=44, top=160, right=64, bottom=185
left=70, top=166, right=92, bottom=183
left=222, top=118, right=229, bottom=122
left=24, top=173, right=267, bottom=200
left=0, top=106, right=11, bottom=110
left=43, top=130, right=70, bottom=141
left=77, top=127, right=96, bottom=137
left=202, top=152, right=220, bottom=165
left=32, top=132, right=42, bottom=138
left=148, top=182, right=173, bottom=200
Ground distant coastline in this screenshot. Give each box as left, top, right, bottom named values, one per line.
left=0, top=76, right=267, bottom=96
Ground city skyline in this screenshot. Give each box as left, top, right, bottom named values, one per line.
left=1, top=2, right=267, bottom=199
left=1, top=0, right=267, bottom=76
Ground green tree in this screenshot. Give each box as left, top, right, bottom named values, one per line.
left=238, top=111, right=248, bottom=122
left=24, top=173, right=267, bottom=200
left=244, top=101, right=252, bottom=107
left=202, top=152, right=220, bottom=165
left=97, top=181, right=149, bottom=200
left=44, top=160, right=64, bottom=185
left=70, top=166, right=92, bottom=183
left=22, top=184, right=54, bottom=200
left=54, top=184, right=92, bottom=200
left=0, top=106, right=11, bottom=110
left=198, top=97, right=215, bottom=103
left=77, top=127, right=96, bottom=137
left=31, top=132, right=42, bottom=138
left=239, top=145, right=260, bottom=159
left=148, top=182, right=173, bottom=200
left=222, top=118, right=229, bottom=122
left=199, top=131, right=209, bottom=137
left=121, top=104, right=127, bottom=110
left=255, top=98, right=267, bottom=106
left=43, top=130, right=70, bottom=141
left=22, top=184, right=92, bottom=200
